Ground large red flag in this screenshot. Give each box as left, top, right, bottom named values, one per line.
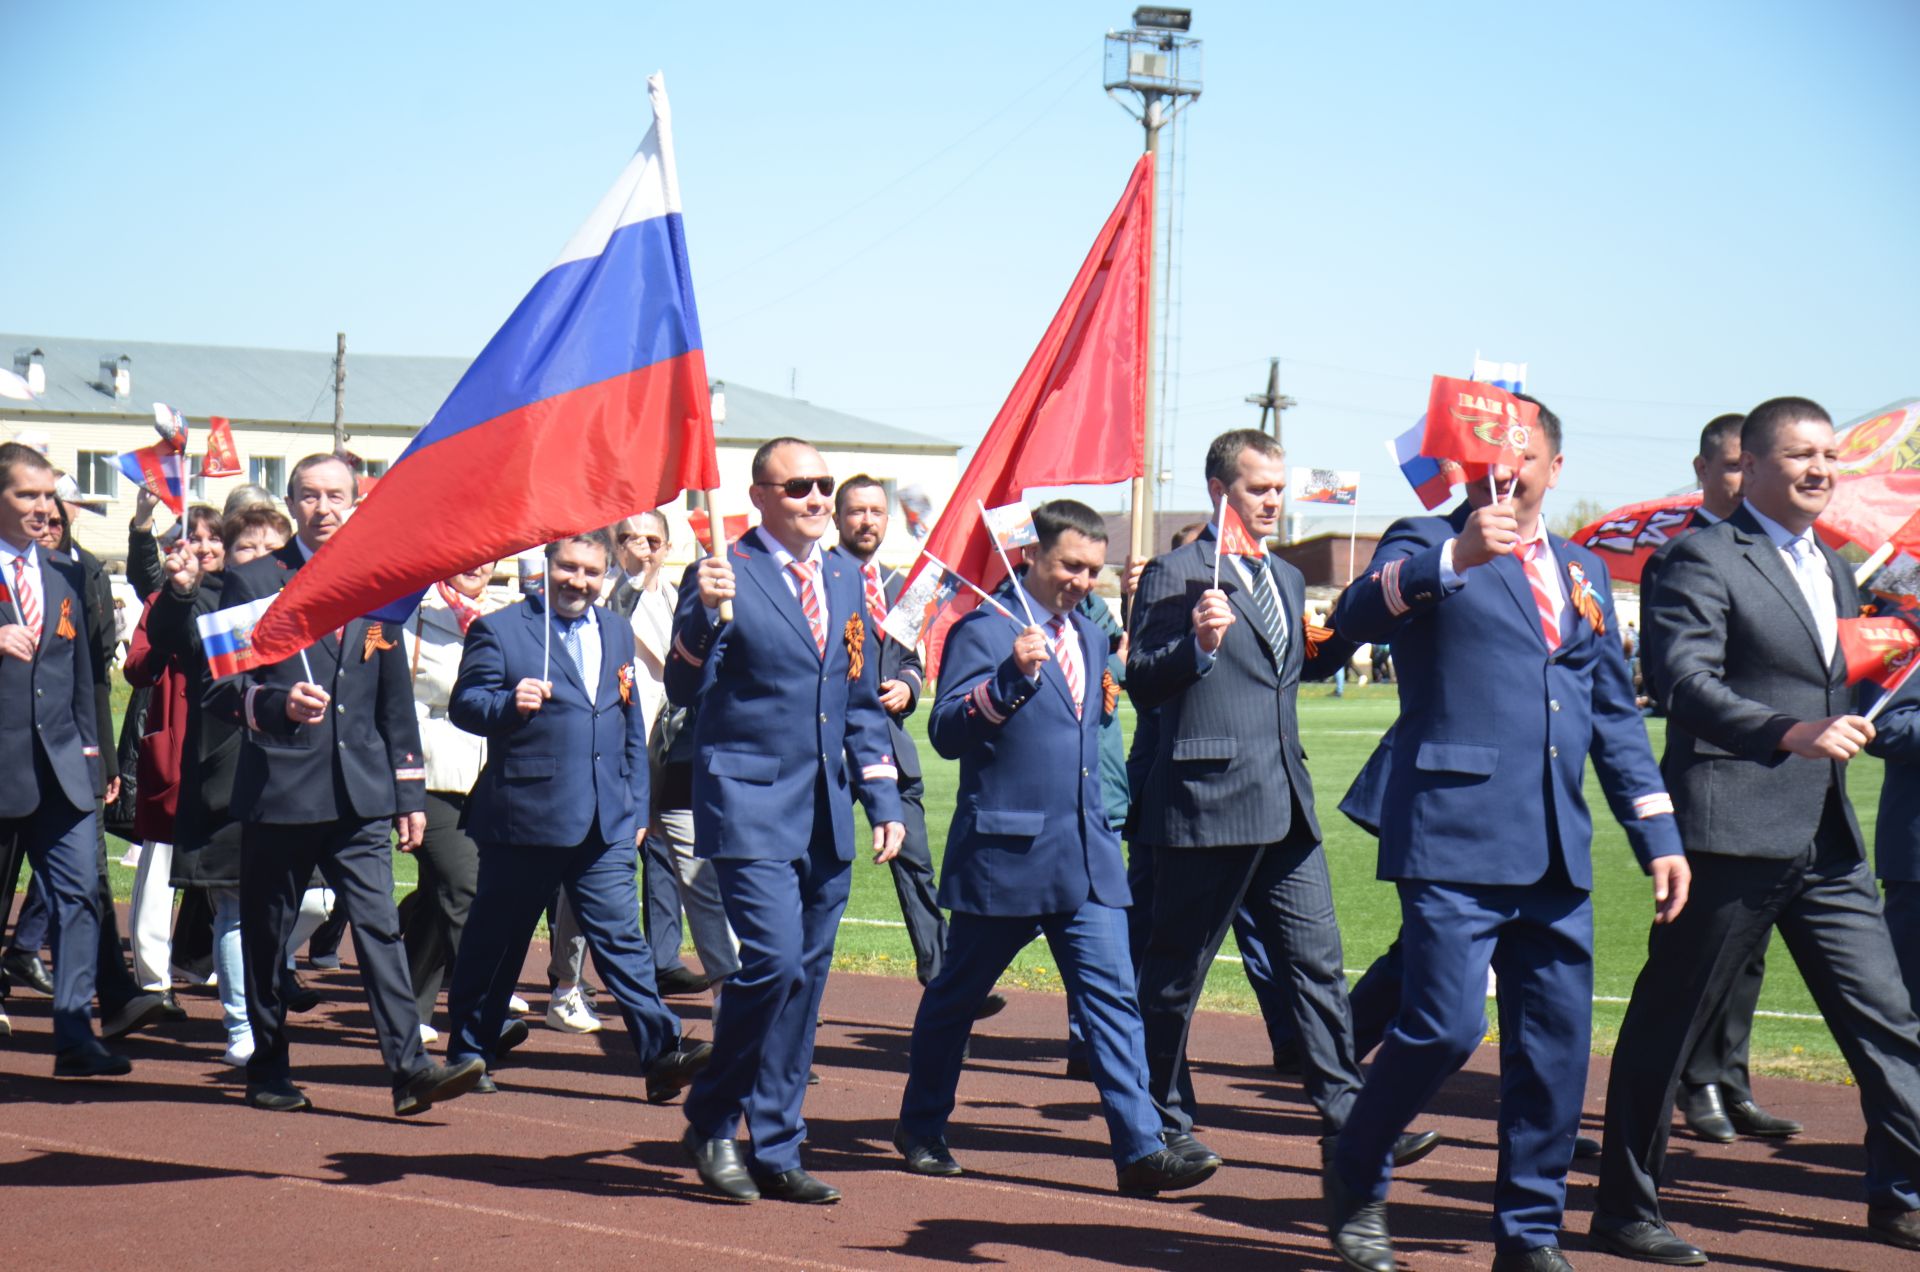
left=1567, top=493, right=1703, bottom=585
left=902, top=153, right=1153, bottom=670
left=1815, top=470, right=1920, bottom=554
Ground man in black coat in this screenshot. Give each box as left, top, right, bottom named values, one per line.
left=206, top=453, right=482, bottom=1116
left=1596, top=399, right=1920, bottom=1260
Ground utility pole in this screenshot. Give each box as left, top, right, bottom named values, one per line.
left=1105, top=7, right=1201, bottom=561
left=1246, top=356, right=1299, bottom=540
left=332, top=331, right=348, bottom=453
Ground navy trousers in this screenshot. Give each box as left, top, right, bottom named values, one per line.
left=447, top=832, right=681, bottom=1068
left=685, top=828, right=850, bottom=1175
left=1, top=772, right=101, bottom=1052
left=902, top=900, right=1163, bottom=1167
left=1334, top=878, right=1593, bottom=1252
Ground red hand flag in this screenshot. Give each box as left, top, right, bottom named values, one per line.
left=1216, top=501, right=1264, bottom=558
left=687, top=508, right=749, bottom=554
left=1421, top=376, right=1537, bottom=468
left=202, top=416, right=243, bottom=478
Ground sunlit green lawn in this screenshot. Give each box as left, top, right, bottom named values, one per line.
left=98, top=679, right=1870, bottom=1082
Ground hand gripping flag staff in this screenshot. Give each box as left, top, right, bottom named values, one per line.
left=113, top=403, right=191, bottom=515
left=248, top=74, right=721, bottom=664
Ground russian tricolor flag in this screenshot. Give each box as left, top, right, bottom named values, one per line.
left=250, top=74, right=721, bottom=662
left=1388, top=420, right=1457, bottom=510
left=115, top=445, right=186, bottom=515
left=196, top=594, right=276, bottom=679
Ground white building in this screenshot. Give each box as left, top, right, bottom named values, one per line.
left=1, top=335, right=961, bottom=569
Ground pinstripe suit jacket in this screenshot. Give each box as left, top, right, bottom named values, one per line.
left=1125, top=532, right=1354, bottom=849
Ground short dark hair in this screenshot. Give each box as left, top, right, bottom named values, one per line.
left=286, top=453, right=357, bottom=503
left=1699, top=413, right=1744, bottom=458
left=1172, top=521, right=1206, bottom=550
left=1032, top=499, right=1107, bottom=552
left=750, top=437, right=816, bottom=483
left=1741, top=397, right=1831, bottom=457
left=1204, top=429, right=1285, bottom=486
left=834, top=473, right=887, bottom=518
left=1512, top=393, right=1563, bottom=455
left=220, top=504, right=292, bottom=549
left=0, top=441, right=53, bottom=493
left=545, top=527, right=616, bottom=566
left=183, top=504, right=222, bottom=540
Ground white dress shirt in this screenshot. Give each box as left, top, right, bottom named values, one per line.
left=0, top=537, right=41, bottom=633
left=555, top=605, right=603, bottom=706
left=1744, top=499, right=1837, bottom=663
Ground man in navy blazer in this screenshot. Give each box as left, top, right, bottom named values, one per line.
left=207, top=453, right=483, bottom=1116
left=443, top=529, right=709, bottom=1102
left=0, top=443, right=126, bottom=1075
left=1330, top=400, right=1688, bottom=1272
left=1865, top=688, right=1920, bottom=1240
left=667, top=437, right=904, bottom=1205
left=893, top=501, right=1215, bottom=1196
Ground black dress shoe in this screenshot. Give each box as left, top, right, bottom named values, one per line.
left=1272, top=1040, right=1303, bottom=1075
left=1869, top=1205, right=1920, bottom=1250
left=656, top=966, right=710, bottom=997
left=157, top=990, right=189, bottom=1022
left=1393, top=1129, right=1441, bottom=1168
left=54, top=1043, right=132, bottom=1078
left=1064, top=1055, right=1091, bottom=1080
left=1324, top=1162, right=1394, bottom=1272
left=1160, top=1129, right=1224, bottom=1169
left=282, top=978, right=322, bottom=1015
left=4, top=951, right=54, bottom=996
left=497, top=1017, right=530, bottom=1056
left=1726, top=1098, right=1801, bottom=1138
left=1588, top=1213, right=1707, bottom=1265
left=246, top=1078, right=312, bottom=1111
left=1117, top=1147, right=1218, bottom=1195
left=754, top=1167, right=841, bottom=1204
left=1574, top=1135, right=1601, bottom=1160
left=1491, top=1245, right=1574, bottom=1271
left=472, top=1073, right=498, bottom=1095
left=393, top=1057, right=486, bottom=1116
left=807, top=1068, right=821, bottom=1086
left=682, top=1127, right=759, bottom=1201
left=894, top=1124, right=963, bottom=1176
left=975, top=992, right=1008, bottom=1020
left=306, top=953, right=343, bottom=971
left=645, top=1040, right=713, bottom=1103
left=100, top=992, right=169, bottom=1039
left=1676, top=1083, right=1735, bottom=1143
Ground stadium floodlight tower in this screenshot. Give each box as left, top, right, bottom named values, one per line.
left=1105, top=6, right=1201, bottom=560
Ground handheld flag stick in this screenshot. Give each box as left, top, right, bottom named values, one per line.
left=920, top=551, right=1023, bottom=626
left=1859, top=541, right=1898, bottom=586
left=709, top=490, right=735, bottom=624
left=1212, top=495, right=1228, bottom=589
left=298, top=647, right=316, bottom=687
left=1866, top=659, right=1919, bottom=724
left=542, top=555, right=552, bottom=687
left=978, top=499, right=1039, bottom=627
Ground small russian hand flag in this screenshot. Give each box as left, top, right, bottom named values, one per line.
left=115, top=443, right=187, bottom=515
left=196, top=594, right=277, bottom=679
left=1389, top=419, right=1458, bottom=510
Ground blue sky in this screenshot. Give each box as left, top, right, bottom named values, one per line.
left=5, top=1, right=1916, bottom=524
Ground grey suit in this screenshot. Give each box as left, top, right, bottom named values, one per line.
left=1126, top=530, right=1362, bottom=1136
left=1598, top=504, right=1920, bottom=1225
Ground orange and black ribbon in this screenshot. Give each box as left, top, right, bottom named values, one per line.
left=844, top=615, right=866, bottom=681
left=362, top=621, right=397, bottom=661
left=56, top=597, right=76, bottom=640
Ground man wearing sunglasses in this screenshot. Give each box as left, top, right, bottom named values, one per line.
left=668, top=437, right=904, bottom=1205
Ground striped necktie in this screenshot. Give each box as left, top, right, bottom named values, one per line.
left=863, top=562, right=887, bottom=628
left=560, top=618, right=587, bottom=684
left=1049, top=613, right=1084, bottom=718
left=788, top=560, right=826, bottom=655
left=1517, top=539, right=1562, bottom=651
left=12, top=556, right=39, bottom=644
left=1241, top=555, right=1288, bottom=662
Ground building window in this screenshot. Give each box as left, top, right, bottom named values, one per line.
left=187, top=455, right=206, bottom=501
left=75, top=451, right=119, bottom=498
left=250, top=456, right=285, bottom=493
left=365, top=459, right=389, bottom=478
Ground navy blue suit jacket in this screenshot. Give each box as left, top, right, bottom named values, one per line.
left=1334, top=504, right=1680, bottom=887
left=0, top=545, right=99, bottom=818
left=206, top=543, right=426, bottom=825
left=929, top=603, right=1129, bottom=917
left=828, top=546, right=925, bottom=782
left=452, top=596, right=649, bottom=848
left=664, top=531, right=902, bottom=861
left=1865, top=688, right=1920, bottom=882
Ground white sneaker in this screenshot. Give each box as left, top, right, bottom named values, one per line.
left=419, top=1022, right=440, bottom=1045
left=0, top=1002, right=11, bottom=1038
left=545, top=987, right=602, bottom=1034
left=119, top=843, right=143, bottom=869
left=507, top=993, right=530, bottom=1015
left=222, top=1034, right=254, bottom=1067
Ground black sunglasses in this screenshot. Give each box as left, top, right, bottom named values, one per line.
left=756, top=476, right=835, bottom=499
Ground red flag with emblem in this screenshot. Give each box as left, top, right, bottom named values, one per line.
left=1421, top=375, right=1537, bottom=468
left=1567, top=494, right=1704, bottom=585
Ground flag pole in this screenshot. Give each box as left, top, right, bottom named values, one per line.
left=978, top=500, right=1039, bottom=627
left=1348, top=494, right=1359, bottom=586
left=920, top=550, right=1023, bottom=625
left=1858, top=541, right=1897, bottom=586
left=542, top=554, right=551, bottom=687
left=298, top=647, right=316, bottom=687
left=1866, top=656, right=1920, bottom=724
left=708, top=489, right=734, bottom=624
left=1212, top=494, right=1227, bottom=589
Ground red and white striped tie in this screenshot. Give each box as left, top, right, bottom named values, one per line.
left=863, top=562, right=887, bottom=628
left=1518, top=539, right=1561, bottom=652
left=13, top=556, right=40, bottom=644
left=1049, top=614, right=1083, bottom=718
left=788, top=560, right=826, bottom=656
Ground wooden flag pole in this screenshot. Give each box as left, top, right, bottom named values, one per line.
left=705, top=489, right=734, bottom=624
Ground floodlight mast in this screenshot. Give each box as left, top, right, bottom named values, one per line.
left=1106, top=7, right=1201, bottom=562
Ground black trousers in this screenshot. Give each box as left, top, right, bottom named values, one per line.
left=888, top=774, right=946, bottom=985
left=1599, top=836, right=1920, bottom=1225
left=401, top=791, right=480, bottom=1023
left=1678, top=931, right=1768, bottom=1100
left=1137, top=828, right=1361, bottom=1136
left=241, top=818, right=426, bottom=1085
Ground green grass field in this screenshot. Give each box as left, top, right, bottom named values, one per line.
left=97, top=680, right=1864, bottom=1083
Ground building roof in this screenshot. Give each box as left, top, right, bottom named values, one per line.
left=1, top=333, right=956, bottom=451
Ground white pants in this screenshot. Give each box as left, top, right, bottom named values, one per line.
left=128, top=840, right=175, bottom=991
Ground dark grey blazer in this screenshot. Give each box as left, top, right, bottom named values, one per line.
left=1125, top=532, right=1353, bottom=849
left=1645, top=504, right=1864, bottom=860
